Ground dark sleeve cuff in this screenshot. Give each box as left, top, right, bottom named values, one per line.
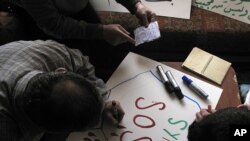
left=82, top=22, right=103, bottom=40
left=86, top=24, right=103, bottom=40
left=116, top=0, right=141, bottom=14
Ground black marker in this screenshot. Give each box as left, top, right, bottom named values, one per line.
left=112, top=102, right=118, bottom=120
left=112, top=101, right=119, bottom=126
left=156, top=65, right=174, bottom=93
left=165, top=71, right=184, bottom=100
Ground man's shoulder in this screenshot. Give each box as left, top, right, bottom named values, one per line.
left=0, top=109, right=23, bottom=139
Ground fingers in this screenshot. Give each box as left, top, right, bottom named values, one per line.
left=117, top=25, right=130, bottom=35
left=106, top=111, right=118, bottom=125
left=103, top=100, right=125, bottom=126
left=141, top=14, right=149, bottom=27
left=103, top=24, right=135, bottom=46
left=117, top=25, right=135, bottom=45
left=238, top=104, right=250, bottom=110
left=195, top=109, right=211, bottom=122
left=112, top=100, right=125, bottom=122
left=149, top=12, right=156, bottom=22
left=145, top=12, right=157, bottom=27
left=135, top=2, right=156, bottom=27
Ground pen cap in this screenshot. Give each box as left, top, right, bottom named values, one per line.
left=182, top=75, right=193, bottom=85
left=112, top=101, right=116, bottom=106
left=174, top=87, right=184, bottom=99
left=164, top=81, right=174, bottom=93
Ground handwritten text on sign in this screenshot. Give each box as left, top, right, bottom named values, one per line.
left=67, top=71, right=201, bottom=141
left=67, top=52, right=222, bottom=141
left=193, top=0, right=250, bottom=24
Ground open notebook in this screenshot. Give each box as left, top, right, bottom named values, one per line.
left=182, top=47, right=231, bottom=85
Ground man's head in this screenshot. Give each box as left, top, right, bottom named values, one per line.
left=188, top=107, right=250, bottom=141
left=23, top=72, right=103, bottom=132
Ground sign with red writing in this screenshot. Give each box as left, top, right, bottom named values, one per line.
left=67, top=52, right=222, bottom=141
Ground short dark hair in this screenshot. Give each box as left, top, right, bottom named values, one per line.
left=23, top=72, right=103, bottom=132
left=188, top=107, right=250, bottom=141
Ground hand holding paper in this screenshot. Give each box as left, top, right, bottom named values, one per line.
left=103, top=24, right=135, bottom=46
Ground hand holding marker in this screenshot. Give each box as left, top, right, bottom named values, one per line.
left=112, top=101, right=119, bottom=125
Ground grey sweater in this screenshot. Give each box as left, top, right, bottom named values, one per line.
left=0, top=40, right=107, bottom=141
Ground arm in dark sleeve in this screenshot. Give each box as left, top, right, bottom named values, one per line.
left=0, top=110, right=23, bottom=141
left=20, top=0, right=103, bottom=40
left=116, top=0, right=141, bottom=14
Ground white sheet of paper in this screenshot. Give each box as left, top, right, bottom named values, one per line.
left=134, top=21, right=161, bottom=46
left=67, top=52, right=223, bottom=141
left=90, top=0, right=192, bottom=19
left=244, top=90, right=250, bottom=105
left=193, top=0, right=250, bottom=24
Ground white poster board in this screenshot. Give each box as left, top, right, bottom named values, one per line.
left=90, top=0, right=192, bottom=19
left=67, top=52, right=222, bottom=141
left=193, top=0, right=250, bottom=24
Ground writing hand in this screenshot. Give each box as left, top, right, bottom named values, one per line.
left=103, top=100, right=125, bottom=125
left=103, top=24, right=135, bottom=46
left=237, top=104, right=250, bottom=110
left=195, top=105, right=216, bottom=122
left=134, top=2, right=156, bottom=27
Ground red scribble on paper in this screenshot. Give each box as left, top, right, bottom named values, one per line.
left=134, top=137, right=152, bottom=141
left=133, top=115, right=156, bottom=128
left=135, top=97, right=166, bottom=110
left=120, top=131, right=152, bottom=141
left=120, top=131, right=133, bottom=141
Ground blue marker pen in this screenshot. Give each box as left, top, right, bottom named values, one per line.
left=182, top=75, right=209, bottom=99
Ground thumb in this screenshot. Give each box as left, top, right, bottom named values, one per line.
left=106, top=112, right=118, bottom=125
left=141, top=14, right=149, bottom=27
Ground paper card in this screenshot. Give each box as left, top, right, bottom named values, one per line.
left=134, top=21, right=161, bottom=46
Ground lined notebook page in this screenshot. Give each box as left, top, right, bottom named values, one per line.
left=182, top=47, right=231, bottom=85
